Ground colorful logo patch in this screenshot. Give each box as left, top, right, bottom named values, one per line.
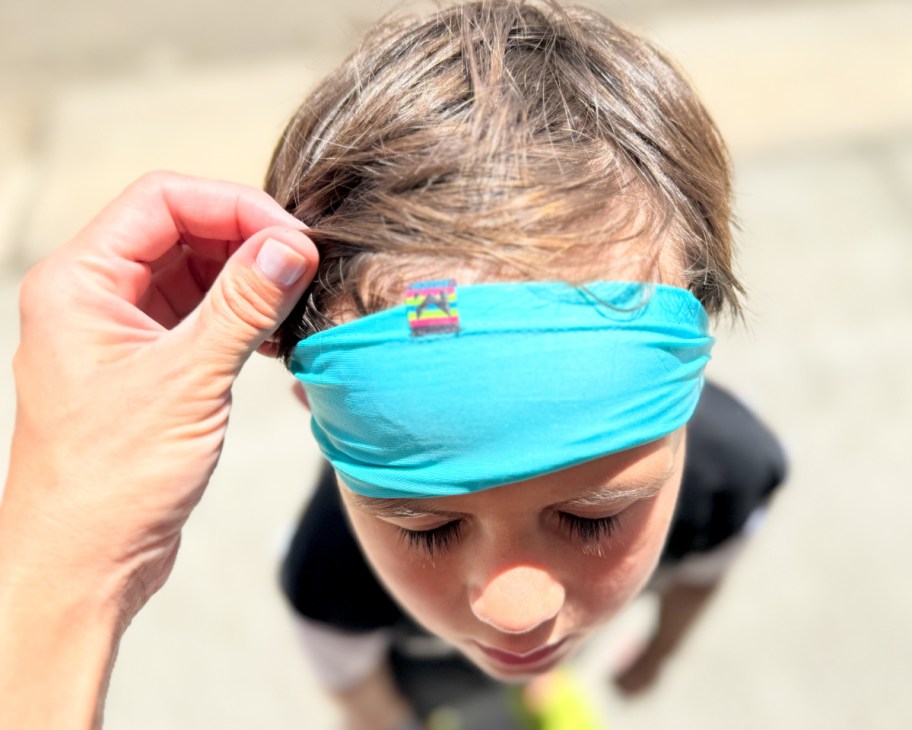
left=406, top=279, right=460, bottom=336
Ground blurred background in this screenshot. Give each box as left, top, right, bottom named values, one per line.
left=1, top=0, right=910, bottom=727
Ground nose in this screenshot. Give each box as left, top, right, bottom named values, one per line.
left=470, top=565, right=566, bottom=634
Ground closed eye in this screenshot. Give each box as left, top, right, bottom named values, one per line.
left=557, top=512, right=621, bottom=544
left=398, top=521, right=463, bottom=557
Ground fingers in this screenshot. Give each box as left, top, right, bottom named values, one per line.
left=176, top=225, right=319, bottom=377
left=68, top=171, right=306, bottom=303
left=24, top=171, right=319, bottom=382
left=82, top=171, right=304, bottom=260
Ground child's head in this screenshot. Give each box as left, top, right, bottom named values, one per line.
left=266, top=0, right=740, bottom=355
left=266, top=0, right=738, bottom=679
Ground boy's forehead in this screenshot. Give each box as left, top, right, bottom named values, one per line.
left=331, top=236, right=686, bottom=324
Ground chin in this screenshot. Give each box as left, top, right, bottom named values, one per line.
left=462, top=653, right=559, bottom=683
left=480, top=660, right=565, bottom=683
left=459, top=641, right=576, bottom=683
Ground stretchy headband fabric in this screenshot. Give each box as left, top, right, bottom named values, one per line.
left=290, top=281, right=714, bottom=498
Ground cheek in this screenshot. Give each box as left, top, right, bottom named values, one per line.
left=573, top=477, right=682, bottom=618
left=345, top=512, right=466, bottom=635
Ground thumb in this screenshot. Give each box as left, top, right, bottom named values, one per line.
left=180, top=225, right=318, bottom=376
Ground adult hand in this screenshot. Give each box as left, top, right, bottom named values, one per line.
left=0, top=172, right=318, bottom=728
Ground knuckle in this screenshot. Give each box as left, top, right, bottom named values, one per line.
left=136, top=170, right=179, bottom=187
left=129, top=170, right=185, bottom=197
left=11, top=346, right=25, bottom=380
left=213, top=274, right=277, bottom=334
left=18, top=261, right=50, bottom=318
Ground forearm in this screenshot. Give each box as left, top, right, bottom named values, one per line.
left=614, top=579, right=718, bottom=694
left=329, top=658, right=415, bottom=730
left=0, top=506, right=124, bottom=730
left=647, top=580, right=717, bottom=659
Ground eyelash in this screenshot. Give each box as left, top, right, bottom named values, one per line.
left=398, top=521, right=463, bottom=556
left=398, top=513, right=622, bottom=557
left=557, top=512, right=621, bottom=543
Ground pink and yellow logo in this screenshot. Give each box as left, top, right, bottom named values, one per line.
left=406, top=279, right=460, bottom=336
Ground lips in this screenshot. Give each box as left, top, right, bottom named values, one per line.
left=475, top=636, right=569, bottom=670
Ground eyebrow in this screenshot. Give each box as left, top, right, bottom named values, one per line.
left=348, top=468, right=673, bottom=519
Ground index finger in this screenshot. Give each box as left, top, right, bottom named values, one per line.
left=75, top=171, right=305, bottom=263
left=63, top=171, right=308, bottom=302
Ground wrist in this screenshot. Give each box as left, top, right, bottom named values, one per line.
left=0, top=505, right=127, bottom=729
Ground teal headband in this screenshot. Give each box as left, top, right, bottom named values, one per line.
left=290, top=280, right=714, bottom=498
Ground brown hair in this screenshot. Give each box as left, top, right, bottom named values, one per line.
left=266, top=0, right=741, bottom=364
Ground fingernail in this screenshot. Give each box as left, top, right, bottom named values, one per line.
left=255, top=238, right=308, bottom=286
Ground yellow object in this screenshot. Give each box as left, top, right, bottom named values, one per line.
left=521, top=669, right=603, bottom=730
